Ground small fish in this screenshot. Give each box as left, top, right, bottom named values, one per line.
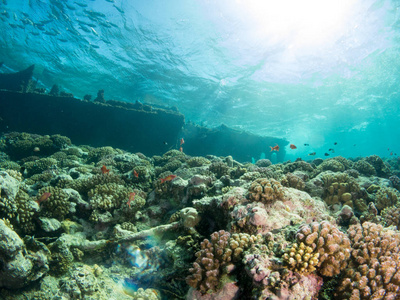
left=353, top=144, right=356, bottom=146
left=334, top=142, right=337, bottom=145
left=179, top=146, right=183, bottom=152
left=289, top=144, right=297, bottom=149
left=127, top=192, right=135, bottom=209
left=328, top=148, right=334, bottom=152
left=180, top=138, right=185, bottom=146
left=324, top=153, right=330, bottom=156
left=390, top=152, right=393, bottom=156
left=388, top=148, right=390, bottom=151
left=308, top=152, right=316, bottom=156
left=304, top=143, right=309, bottom=146
left=36, top=192, right=51, bottom=205
left=133, top=170, right=139, bottom=178
left=101, top=165, right=110, bottom=174
left=33, top=146, right=40, bottom=152
left=163, top=141, right=168, bottom=145
left=160, top=174, right=177, bottom=183
left=270, top=145, right=280, bottom=152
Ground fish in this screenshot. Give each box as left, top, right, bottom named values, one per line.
left=33, top=147, right=40, bottom=152
left=160, top=174, right=177, bottom=183
left=304, top=143, right=310, bottom=146
left=390, top=152, right=393, bottom=156
left=308, top=152, right=316, bottom=156
left=334, top=142, right=337, bottom=145
left=179, top=146, right=183, bottom=152
left=163, top=141, right=168, bottom=145
left=324, top=153, right=330, bottom=156
left=36, top=192, right=51, bottom=205
left=180, top=138, right=185, bottom=146
left=328, top=148, right=334, bottom=151
left=127, top=192, right=135, bottom=209
left=101, top=165, right=110, bottom=174
left=270, top=145, right=279, bottom=152
left=133, top=170, right=139, bottom=178
left=289, top=144, right=297, bottom=149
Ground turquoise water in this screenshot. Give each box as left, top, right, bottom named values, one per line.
left=1, top=0, right=400, bottom=160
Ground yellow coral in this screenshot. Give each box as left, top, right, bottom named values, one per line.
left=248, top=178, right=284, bottom=204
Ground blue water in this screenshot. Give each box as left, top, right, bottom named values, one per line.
left=1, top=0, right=400, bottom=160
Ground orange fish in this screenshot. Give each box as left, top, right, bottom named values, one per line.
left=133, top=170, right=139, bottom=178
left=36, top=192, right=51, bottom=205
left=270, top=145, right=279, bottom=152
left=179, top=146, right=183, bottom=152
left=180, top=138, right=185, bottom=146
left=160, top=174, right=177, bottom=183
left=290, top=144, right=297, bottom=149
left=127, top=192, right=135, bottom=209
left=101, top=165, right=110, bottom=174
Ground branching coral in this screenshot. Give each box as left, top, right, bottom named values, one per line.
left=281, top=172, right=305, bottom=191
left=321, top=172, right=363, bottom=209
left=88, top=183, right=128, bottom=211
left=336, top=222, right=400, bottom=299
left=186, top=230, right=260, bottom=294
left=38, top=186, right=71, bottom=220
left=289, top=221, right=351, bottom=277
left=375, top=187, right=399, bottom=211
left=248, top=178, right=284, bottom=204
left=353, top=160, right=377, bottom=176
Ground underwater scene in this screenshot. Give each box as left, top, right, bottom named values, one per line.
left=1, top=0, right=400, bottom=299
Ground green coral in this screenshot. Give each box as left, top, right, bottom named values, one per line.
left=353, top=160, right=376, bottom=176
left=23, top=157, right=57, bottom=176
left=38, top=186, right=71, bottom=220
left=186, top=156, right=211, bottom=168
left=88, top=183, right=129, bottom=210
left=321, top=172, right=362, bottom=208
left=375, top=187, right=399, bottom=211
left=209, top=161, right=230, bottom=179
left=317, top=159, right=345, bottom=173
left=87, top=146, right=118, bottom=163
left=67, top=173, right=124, bottom=195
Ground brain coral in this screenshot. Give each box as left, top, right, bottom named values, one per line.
left=292, top=221, right=351, bottom=277
left=248, top=178, right=284, bottom=204
left=336, top=222, right=400, bottom=299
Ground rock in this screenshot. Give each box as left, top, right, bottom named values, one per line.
left=39, top=217, right=62, bottom=232
left=0, top=219, right=44, bottom=288
left=0, top=171, right=20, bottom=199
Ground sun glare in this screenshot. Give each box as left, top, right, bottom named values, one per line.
left=237, top=0, right=358, bottom=49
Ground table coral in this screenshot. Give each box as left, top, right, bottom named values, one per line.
left=336, top=222, right=400, bottom=299
left=293, top=221, right=351, bottom=277
left=248, top=178, right=284, bottom=204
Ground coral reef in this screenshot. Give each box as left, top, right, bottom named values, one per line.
left=336, top=222, right=400, bottom=299
left=1, top=131, right=400, bottom=299
left=248, top=178, right=284, bottom=204
left=292, top=221, right=351, bottom=277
